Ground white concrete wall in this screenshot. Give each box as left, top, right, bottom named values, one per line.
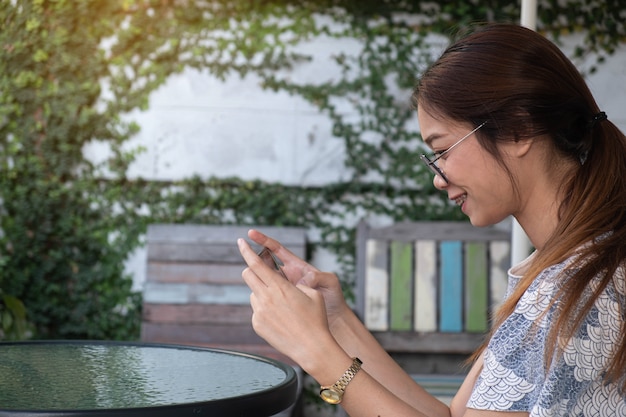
left=118, top=33, right=626, bottom=290
left=123, top=34, right=365, bottom=186
left=122, top=35, right=626, bottom=185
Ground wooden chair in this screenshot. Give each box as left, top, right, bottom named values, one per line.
left=141, top=224, right=307, bottom=362
left=355, top=220, right=511, bottom=354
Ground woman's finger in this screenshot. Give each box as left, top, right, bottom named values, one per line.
left=238, top=238, right=283, bottom=289
left=247, top=229, right=316, bottom=271
left=241, top=266, right=266, bottom=294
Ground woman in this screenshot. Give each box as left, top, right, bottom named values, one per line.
left=238, top=23, right=626, bottom=416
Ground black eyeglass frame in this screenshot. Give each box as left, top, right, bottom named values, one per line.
left=420, top=121, right=487, bottom=183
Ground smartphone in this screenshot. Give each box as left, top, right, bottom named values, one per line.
left=257, top=247, right=288, bottom=279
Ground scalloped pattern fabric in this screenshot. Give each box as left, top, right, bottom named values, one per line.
left=467, top=256, right=626, bottom=416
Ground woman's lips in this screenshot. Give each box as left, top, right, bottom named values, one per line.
left=452, top=193, right=467, bottom=206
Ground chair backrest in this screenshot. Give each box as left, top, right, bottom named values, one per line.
left=355, top=220, right=511, bottom=353
left=142, top=224, right=306, bottom=353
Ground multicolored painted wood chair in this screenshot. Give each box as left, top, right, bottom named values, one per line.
left=355, top=220, right=511, bottom=354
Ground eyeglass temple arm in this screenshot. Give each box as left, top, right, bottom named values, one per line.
left=433, top=121, right=487, bottom=162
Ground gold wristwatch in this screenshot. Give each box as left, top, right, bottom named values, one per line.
left=319, top=357, right=362, bottom=404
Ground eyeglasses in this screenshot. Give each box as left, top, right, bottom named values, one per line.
left=420, top=121, right=486, bottom=183
left=257, top=247, right=287, bottom=279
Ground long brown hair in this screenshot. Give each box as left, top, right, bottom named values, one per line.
left=413, top=23, right=626, bottom=390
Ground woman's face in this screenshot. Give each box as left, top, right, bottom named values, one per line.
left=417, top=107, right=519, bottom=227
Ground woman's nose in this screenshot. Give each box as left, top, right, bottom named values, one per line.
left=434, top=173, right=448, bottom=190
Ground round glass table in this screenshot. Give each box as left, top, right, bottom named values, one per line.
left=0, top=341, right=297, bottom=416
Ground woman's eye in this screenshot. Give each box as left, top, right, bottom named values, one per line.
left=433, top=148, right=448, bottom=158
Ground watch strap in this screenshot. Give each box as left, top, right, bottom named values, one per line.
left=319, top=357, right=362, bottom=403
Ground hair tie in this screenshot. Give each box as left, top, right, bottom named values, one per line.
left=590, top=111, right=607, bottom=128
left=580, top=111, right=607, bottom=165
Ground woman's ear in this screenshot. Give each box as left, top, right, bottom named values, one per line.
left=509, top=111, right=536, bottom=158
left=512, top=137, right=534, bottom=158
left=499, top=136, right=535, bottom=159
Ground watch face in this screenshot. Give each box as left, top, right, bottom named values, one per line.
left=320, top=388, right=342, bottom=404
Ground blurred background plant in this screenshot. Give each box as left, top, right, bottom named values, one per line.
left=0, top=253, right=30, bottom=339
left=0, top=0, right=623, bottom=340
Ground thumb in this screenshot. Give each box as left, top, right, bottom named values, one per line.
left=297, top=271, right=318, bottom=288
left=295, top=282, right=319, bottom=298
left=298, top=270, right=339, bottom=291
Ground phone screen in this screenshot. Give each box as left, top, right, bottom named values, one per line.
left=257, top=247, right=288, bottom=279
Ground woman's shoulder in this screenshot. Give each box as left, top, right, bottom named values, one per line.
left=512, top=234, right=626, bottom=296
left=469, top=244, right=626, bottom=415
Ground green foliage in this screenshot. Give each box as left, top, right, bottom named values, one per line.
left=0, top=0, right=624, bottom=340
left=0, top=1, right=148, bottom=340
left=0, top=291, right=29, bottom=340
left=0, top=254, right=31, bottom=339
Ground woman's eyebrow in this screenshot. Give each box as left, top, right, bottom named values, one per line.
left=423, top=132, right=445, bottom=148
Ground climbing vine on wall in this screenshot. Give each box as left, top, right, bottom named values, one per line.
left=1, top=0, right=624, bottom=339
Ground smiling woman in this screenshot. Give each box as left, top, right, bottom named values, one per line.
left=416, top=111, right=517, bottom=228
left=238, top=23, right=626, bottom=417
left=414, top=23, right=626, bottom=415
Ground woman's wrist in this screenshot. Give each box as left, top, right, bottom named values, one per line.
left=298, top=335, right=351, bottom=380
left=327, top=306, right=367, bottom=357
left=328, top=303, right=355, bottom=336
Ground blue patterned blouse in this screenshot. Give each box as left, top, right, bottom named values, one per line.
left=468, top=252, right=626, bottom=416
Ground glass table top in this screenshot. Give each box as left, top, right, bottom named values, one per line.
left=0, top=341, right=297, bottom=416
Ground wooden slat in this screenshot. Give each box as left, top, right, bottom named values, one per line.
left=371, top=331, right=484, bottom=354
left=490, top=241, right=511, bottom=308
left=364, top=239, right=389, bottom=331
left=147, top=262, right=246, bottom=284
left=141, top=322, right=265, bottom=345
left=389, top=241, right=413, bottom=331
left=142, top=303, right=252, bottom=325
left=465, top=242, right=488, bottom=332
left=147, top=242, right=245, bottom=263
left=414, top=240, right=437, bottom=332
left=439, top=241, right=463, bottom=332
left=366, top=221, right=509, bottom=243
left=146, top=224, right=306, bottom=262
left=354, top=220, right=370, bottom=321
left=143, top=282, right=251, bottom=305
left=147, top=224, right=307, bottom=246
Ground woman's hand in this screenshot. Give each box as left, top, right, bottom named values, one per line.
left=241, top=229, right=351, bottom=329
left=238, top=231, right=341, bottom=367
